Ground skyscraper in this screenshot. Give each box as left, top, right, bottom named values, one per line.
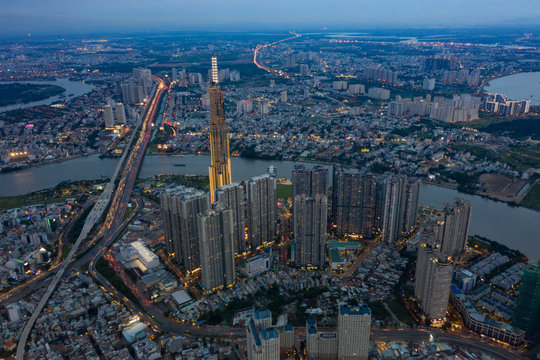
left=160, top=187, right=210, bottom=273
left=337, top=305, right=371, bottom=360
left=292, top=165, right=328, bottom=268
left=415, top=243, right=453, bottom=321
left=103, top=104, right=114, bottom=128
left=246, top=172, right=277, bottom=250
left=115, top=102, right=126, bottom=124
left=208, top=56, right=232, bottom=202
left=513, top=261, right=540, bottom=335
left=197, top=202, right=235, bottom=292
left=332, top=166, right=377, bottom=238
left=439, top=199, right=472, bottom=257
left=377, top=174, right=420, bottom=243
left=216, top=182, right=246, bottom=254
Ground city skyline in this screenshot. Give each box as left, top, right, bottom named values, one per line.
left=0, top=5, right=539, bottom=358
left=1, top=0, right=540, bottom=37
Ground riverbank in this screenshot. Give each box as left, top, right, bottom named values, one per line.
left=0, top=151, right=101, bottom=174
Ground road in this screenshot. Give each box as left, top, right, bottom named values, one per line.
left=372, top=329, right=525, bottom=360
left=15, top=79, right=166, bottom=360
left=253, top=31, right=301, bottom=79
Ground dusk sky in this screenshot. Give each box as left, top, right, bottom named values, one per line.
left=1, top=0, right=540, bottom=37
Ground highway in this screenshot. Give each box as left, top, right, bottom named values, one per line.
left=253, top=31, right=301, bottom=79
left=15, top=79, right=166, bottom=360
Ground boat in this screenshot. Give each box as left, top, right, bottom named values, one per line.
left=173, top=164, right=186, bottom=167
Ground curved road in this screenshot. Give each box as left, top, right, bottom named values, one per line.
left=15, top=79, right=166, bottom=360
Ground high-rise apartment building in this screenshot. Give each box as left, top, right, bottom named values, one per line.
left=160, top=187, right=210, bottom=273
left=197, top=203, right=235, bottom=292
left=439, top=199, right=471, bottom=257
left=337, top=305, right=371, bottom=360
left=415, top=243, right=453, bottom=321
left=103, top=104, right=114, bottom=128
left=377, top=175, right=420, bottom=243
left=306, top=317, right=338, bottom=360
left=208, top=56, right=232, bottom=202
left=216, top=183, right=246, bottom=254
left=115, top=102, right=126, bottom=124
left=513, top=261, right=540, bottom=335
left=246, top=172, right=277, bottom=250
left=246, top=321, right=280, bottom=360
left=293, top=165, right=328, bottom=268
left=332, top=166, right=377, bottom=238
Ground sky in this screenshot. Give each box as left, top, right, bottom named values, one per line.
left=1, top=0, right=539, bottom=37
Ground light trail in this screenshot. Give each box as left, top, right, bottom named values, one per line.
left=253, top=31, right=301, bottom=79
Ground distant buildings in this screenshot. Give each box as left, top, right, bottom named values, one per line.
left=415, top=244, right=453, bottom=321
left=216, top=183, right=246, bottom=254
left=120, top=68, right=153, bottom=104
left=513, top=261, right=540, bottom=335
left=103, top=104, right=114, bottom=128
left=292, top=165, right=328, bottom=268
left=441, top=68, right=480, bottom=86
left=362, top=67, right=398, bottom=85
left=367, top=87, right=390, bottom=101
left=246, top=171, right=277, bottom=250
left=348, top=84, right=365, bottom=95
left=197, top=203, right=235, bottom=292
left=422, top=78, right=435, bottom=91
left=280, top=90, right=288, bottom=103
left=389, top=94, right=480, bottom=122
left=115, top=102, right=126, bottom=124
left=483, top=94, right=530, bottom=116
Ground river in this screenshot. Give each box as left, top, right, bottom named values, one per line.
left=0, top=154, right=538, bottom=259
left=484, top=71, right=540, bottom=106
left=0, top=78, right=95, bottom=113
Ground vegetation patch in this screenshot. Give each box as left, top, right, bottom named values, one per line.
left=0, top=83, right=65, bottom=107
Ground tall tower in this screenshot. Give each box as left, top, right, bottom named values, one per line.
left=160, top=187, right=210, bottom=273
left=197, top=203, right=235, bottom=292
left=292, top=165, right=328, bottom=268
left=246, top=171, right=277, bottom=250
left=440, top=198, right=472, bottom=257
left=208, top=56, right=232, bottom=202
left=216, top=183, right=246, bottom=254
left=415, top=243, right=453, bottom=321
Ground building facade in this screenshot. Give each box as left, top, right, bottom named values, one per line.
left=208, top=56, right=232, bottom=203
left=216, top=182, right=246, bottom=254
left=332, top=166, right=377, bottom=238
left=246, top=172, right=277, bottom=250
left=160, top=187, right=210, bottom=272
left=337, top=305, right=371, bottom=360
left=197, top=203, right=235, bottom=292
left=292, top=165, right=328, bottom=268
left=415, top=243, right=453, bottom=321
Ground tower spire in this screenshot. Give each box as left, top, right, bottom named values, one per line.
left=208, top=56, right=231, bottom=202
left=211, top=55, right=219, bottom=84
